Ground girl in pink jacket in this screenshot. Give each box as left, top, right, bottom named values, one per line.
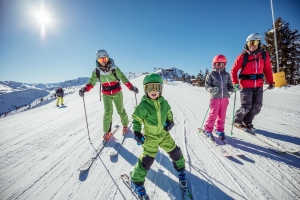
left=203, top=55, right=234, bottom=140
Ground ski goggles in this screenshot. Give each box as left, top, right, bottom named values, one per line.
left=144, top=83, right=163, bottom=93
left=213, top=62, right=226, bottom=68
left=97, top=57, right=109, bottom=63
left=247, top=40, right=260, bottom=46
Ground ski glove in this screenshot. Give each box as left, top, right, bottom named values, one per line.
left=79, top=87, right=86, bottom=97
left=211, top=87, right=219, bottom=95
left=130, top=86, right=139, bottom=94
left=267, top=82, right=275, bottom=90
left=233, top=84, right=240, bottom=92
left=134, top=131, right=145, bottom=145
left=164, top=121, right=174, bottom=131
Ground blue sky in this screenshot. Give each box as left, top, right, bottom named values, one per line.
left=0, top=0, right=299, bottom=83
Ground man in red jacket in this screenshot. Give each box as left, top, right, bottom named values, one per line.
left=231, top=33, right=275, bottom=131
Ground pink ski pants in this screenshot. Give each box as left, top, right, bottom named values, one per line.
left=204, top=98, right=229, bottom=133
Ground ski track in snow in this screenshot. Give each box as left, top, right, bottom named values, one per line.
left=0, top=80, right=300, bottom=200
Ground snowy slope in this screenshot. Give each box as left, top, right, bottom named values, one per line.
left=0, top=76, right=300, bottom=200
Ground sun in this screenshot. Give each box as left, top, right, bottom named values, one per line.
left=35, top=10, right=51, bottom=26
left=33, top=5, right=53, bottom=38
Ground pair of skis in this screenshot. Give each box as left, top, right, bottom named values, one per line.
left=120, top=173, right=193, bottom=200
left=109, top=122, right=133, bottom=156
left=78, top=122, right=133, bottom=171
left=198, top=128, right=244, bottom=157
left=77, top=125, right=121, bottom=171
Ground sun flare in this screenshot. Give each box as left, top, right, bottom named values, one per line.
left=33, top=5, right=54, bottom=38
left=35, top=10, right=51, bottom=26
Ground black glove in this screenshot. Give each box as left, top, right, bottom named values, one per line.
left=79, top=87, right=86, bottom=97
left=134, top=131, right=145, bottom=145
left=130, top=86, right=139, bottom=94
left=164, top=121, right=174, bottom=131
left=267, top=83, right=275, bottom=90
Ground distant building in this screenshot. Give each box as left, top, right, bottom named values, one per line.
left=190, top=79, right=199, bottom=86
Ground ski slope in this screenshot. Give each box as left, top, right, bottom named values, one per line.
left=0, top=75, right=300, bottom=200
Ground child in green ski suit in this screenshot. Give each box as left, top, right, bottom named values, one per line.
left=78, top=50, right=139, bottom=139
left=130, top=73, right=186, bottom=197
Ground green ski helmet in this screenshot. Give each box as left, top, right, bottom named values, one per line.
left=143, top=73, right=164, bottom=93
left=143, top=73, right=163, bottom=85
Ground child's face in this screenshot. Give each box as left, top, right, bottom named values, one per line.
left=147, top=90, right=160, bottom=99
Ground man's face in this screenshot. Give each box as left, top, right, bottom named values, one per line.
left=97, top=57, right=109, bottom=67
left=247, top=40, right=259, bottom=52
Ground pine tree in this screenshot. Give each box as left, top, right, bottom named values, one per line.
left=204, top=68, right=210, bottom=80
left=263, top=17, right=300, bottom=85
left=197, top=70, right=204, bottom=87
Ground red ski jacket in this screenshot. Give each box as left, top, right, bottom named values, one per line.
left=231, top=50, right=274, bottom=88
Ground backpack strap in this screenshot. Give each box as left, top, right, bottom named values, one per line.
left=240, top=52, right=249, bottom=75
left=111, top=69, right=120, bottom=82
left=96, top=68, right=101, bottom=81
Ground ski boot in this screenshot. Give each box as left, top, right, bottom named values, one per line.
left=244, top=123, right=255, bottom=134
left=102, top=132, right=111, bottom=144
left=234, top=122, right=246, bottom=129
left=178, top=169, right=191, bottom=199
left=56, top=105, right=59, bottom=107
left=177, top=169, right=187, bottom=189
left=215, top=130, right=226, bottom=140
left=122, top=126, right=128, bottom=135
left=205, top=131, right=214, bottom=141
left=129, top=172, right=149, bottom=200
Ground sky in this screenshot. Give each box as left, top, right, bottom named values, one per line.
left=0, top=76, right=300, bottom=199
left=0, top=0, right=300, bottom=83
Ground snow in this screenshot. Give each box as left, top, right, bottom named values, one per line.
left=0, top=76, right=300, bottom=200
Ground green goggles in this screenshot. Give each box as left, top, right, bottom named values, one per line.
left=144, top=83, right=163, bottom=93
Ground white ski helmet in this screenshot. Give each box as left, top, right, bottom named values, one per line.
left=246, top=33, right=262, bottom=42
left=96, top=50, right=109, bottom=59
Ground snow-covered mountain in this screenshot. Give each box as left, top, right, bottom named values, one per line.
left=156, top=67, right=192, bottom=81
left=0, top=75, right=299, bottom=200
left=0, top=68, right=192, bottom=95
left=0, top=78, right=90, bottom=94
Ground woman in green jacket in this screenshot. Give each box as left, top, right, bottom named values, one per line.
left=79, top=50, right=139, bottom=141
left=130, top=73, right=186, bottom=198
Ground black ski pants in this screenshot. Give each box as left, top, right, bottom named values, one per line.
left=234, top=87, right=263, bottom=125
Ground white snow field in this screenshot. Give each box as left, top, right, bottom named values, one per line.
left=0, top=75, right=300, bottom=200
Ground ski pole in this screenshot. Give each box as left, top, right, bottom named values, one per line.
left=82, top=95, right=91, bottom=140
left=200, top=92, right=215, bottom=129
left=263, top=88, right=268, bottom=92
left=200, top=106, right=210, bottom=130
left=230, top=92, right=237, bottom=136
left=99, top=84, right=102, bottom=101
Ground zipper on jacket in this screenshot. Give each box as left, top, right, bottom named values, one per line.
left=154, top=100, right=162, bottom=134
left=254, top=54, right=258, bottom=88
left=218, top=70, right=224, bottom=98
left=105, top=76, right=113, bottom=95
